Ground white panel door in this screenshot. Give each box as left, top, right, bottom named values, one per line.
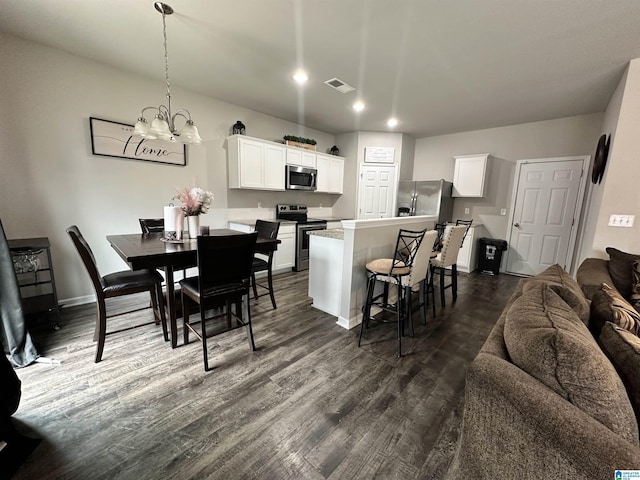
left=506, top=159, right=584, bottom=276
left=357, top=164, right=396, bottom=219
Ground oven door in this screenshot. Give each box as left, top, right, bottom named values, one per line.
left=295, top=222, right=327, bottom=271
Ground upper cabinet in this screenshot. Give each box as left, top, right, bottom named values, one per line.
left=316, top=153, right=344, bottom=194
left=228, top=135, right=286, bottom=191
left=453, top=153, right=489, bottom=197
left=286, top=148, right=316, bottom=168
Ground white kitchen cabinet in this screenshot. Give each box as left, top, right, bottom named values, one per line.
left=227, top=135, right=286, bottom=191
left=453, top=154, right=489, bottom=197
left=456, top=224, right=486, bottom=273
left=286, top=148, right=316, bottom=168
left=272, top=224, right=295, bottom=272
left=228, top=221, right=295, bottom=273
left=316, top=153, right=344, bottom=194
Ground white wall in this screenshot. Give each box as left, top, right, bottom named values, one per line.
left=413, top=114, right=603, bottom=239
left=0, top=32, right=336, bottom=304
left=586, top=58, right=640, bottom=258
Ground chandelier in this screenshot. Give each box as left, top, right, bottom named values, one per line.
left=133, top=2, right=201, bottom=144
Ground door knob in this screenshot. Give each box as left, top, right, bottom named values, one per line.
left=514, top=223, right=520, bottom=227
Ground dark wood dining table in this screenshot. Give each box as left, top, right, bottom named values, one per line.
left=107, top=230, right=279, bottom=348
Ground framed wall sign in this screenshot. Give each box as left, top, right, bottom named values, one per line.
left=364, top=147, right=395, bottom=164
left=89, top=117, right=186, bottom=166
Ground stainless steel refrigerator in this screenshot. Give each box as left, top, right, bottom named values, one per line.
left=396, top=179, right=453, bottom=223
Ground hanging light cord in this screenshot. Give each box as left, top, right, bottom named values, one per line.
left=161, top=8, right=173, bottom=122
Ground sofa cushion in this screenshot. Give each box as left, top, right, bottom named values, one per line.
left=631, top=260, right=640, bottom=313
left=606, top=247, right=640, bottom=299
left=504, top=283, right=639, bottom=444
left=599, top=321, right=640, bottom=423
left=520, top=263, right=590, bottom=325
left=591, top=283, right=640, bottom=337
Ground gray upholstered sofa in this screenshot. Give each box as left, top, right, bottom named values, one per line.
left=447, top=257, right=640, bottom=479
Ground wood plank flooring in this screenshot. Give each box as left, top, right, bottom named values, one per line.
left=11, top=269, right=520, bottom=480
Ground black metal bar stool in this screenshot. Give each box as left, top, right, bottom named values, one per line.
left=358, top=228, right=426, bottom=357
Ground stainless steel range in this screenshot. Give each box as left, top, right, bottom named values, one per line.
left=276, top=204, right=327, bottom=271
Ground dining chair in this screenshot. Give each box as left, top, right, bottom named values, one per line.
left=138, top=218, right=164, bottom=234
left=180, top=232, right=258, bottom=371
left=359, top=228, right=426, bottom=357
left=66, top=225, right=167, bottom=363
left=139, top=217, right=191, bottom=281
left=429, top=225, right=468, bottom=307
left=251, top=220, right=280, bottom=309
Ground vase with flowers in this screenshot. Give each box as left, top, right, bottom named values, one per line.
left=174, top=186, right=214, bottom=238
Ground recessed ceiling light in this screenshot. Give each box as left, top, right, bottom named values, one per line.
left=387, top=118, right=398, bottom=127
left=352, top=101, right=365, bottom=112
left=293, top=70, right=308, bottom=84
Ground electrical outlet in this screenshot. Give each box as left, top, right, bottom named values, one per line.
left=258, top=202, right=262, bottom=208
left=500, top=208, right=507, bottom=216
left=608, top=214, right=635, bottom=227
left=464, top=208, right=470, bottom=215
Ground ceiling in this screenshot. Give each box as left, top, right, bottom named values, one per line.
left=2, top=0, right=640, bottom=138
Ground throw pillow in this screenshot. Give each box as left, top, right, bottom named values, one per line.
left=631, top=260, right=640, bottom=313
left=520, top=263, right=590, bottom=325
left=590, top=283, right=640, bottom=336
left=606, top=247, right=640, bottom=299
left=599, top=321, right=640, bottom=422
left=504, top=283, right=639, bottom=444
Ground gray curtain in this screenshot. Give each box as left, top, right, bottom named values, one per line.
left=0, top=219, right=39, bottom=368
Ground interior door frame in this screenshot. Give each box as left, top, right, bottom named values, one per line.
left=504, top=155, right=590, bottom=276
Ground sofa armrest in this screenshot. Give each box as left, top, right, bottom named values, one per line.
left=447, top=352, right=640, bottom=480
left=576, top=257, right=612, bottom=300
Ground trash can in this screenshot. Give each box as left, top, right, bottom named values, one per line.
left=478, top=238, right=508, bottom=275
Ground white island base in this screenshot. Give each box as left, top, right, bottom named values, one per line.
left=308, top=230, right=345, bottom=317
left=307, top=216, right=436, bottom=329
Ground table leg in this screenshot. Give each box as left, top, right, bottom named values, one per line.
left=164, top=266, right=178, bottom=348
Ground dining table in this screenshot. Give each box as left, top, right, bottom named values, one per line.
left=107, top=229, right=280, bottom=348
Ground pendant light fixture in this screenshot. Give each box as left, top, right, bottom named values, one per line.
left=133, top=2, right=202, bottom=144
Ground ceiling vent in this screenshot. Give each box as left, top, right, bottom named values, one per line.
left=324, top=77, right=356, bottom=94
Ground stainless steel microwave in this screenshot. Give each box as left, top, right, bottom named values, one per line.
left=285, top=165, right=317, bottom=191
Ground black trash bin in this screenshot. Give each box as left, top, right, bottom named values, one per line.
left=478, top=238, right=508, bottom=275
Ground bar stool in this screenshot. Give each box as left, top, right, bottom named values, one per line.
left=409, top=230, right=439, bottom=325
left=429, top=225, right=468, bottom=307
left=359, top=228, right=426, bottom=357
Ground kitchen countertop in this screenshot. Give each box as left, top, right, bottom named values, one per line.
left=228, top=219, right=297, bottom=227
left=308, top=229, right=344, bottom=240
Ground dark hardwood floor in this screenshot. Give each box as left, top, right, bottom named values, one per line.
left=11, top=269, right=520, bottom=480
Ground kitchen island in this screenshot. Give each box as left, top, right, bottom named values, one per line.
left=308, top=215, right=436, bottom=329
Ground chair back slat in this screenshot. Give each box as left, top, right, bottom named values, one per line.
left=254, top=220, right=279, bottom=240
left=196, top=233, right=257, bottom=288
left=139, top=218, right=164, bottom=234
left=66, top=225, right=105, bottom=294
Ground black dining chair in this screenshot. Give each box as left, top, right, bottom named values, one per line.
left=66, top=225, right=168, bottom=363
left=138, top=218, right=164, bottom=234
left=180, top=232, right=258, bottom=371
left=251, top=220, right=280, bottom=309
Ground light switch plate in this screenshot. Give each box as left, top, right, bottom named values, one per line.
left=500, top=208, right=507, bottom=216
left=608, top=214, right=635, bottom=227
